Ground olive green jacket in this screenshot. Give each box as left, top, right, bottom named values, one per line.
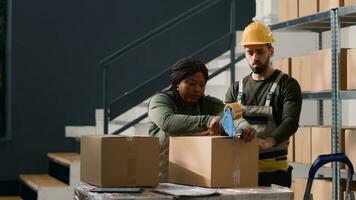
left=225, top=70, right=302, bottom=145
left=148, top=90, right=224, bottom=181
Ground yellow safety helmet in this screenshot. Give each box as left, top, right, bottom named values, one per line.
left=240, top=22, right=274, bottom=46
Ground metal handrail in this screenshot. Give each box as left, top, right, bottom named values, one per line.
left=102, top=0, right=238, bottom=134
left=108, top=32, right=231, bottom=119
left=99, top=0, right=223, bottom=67
left=112, top=53, right=245, bottom=135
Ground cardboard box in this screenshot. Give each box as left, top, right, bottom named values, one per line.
left=347, top=49, right=356, bottom=89
left=291, top=55, right=313, bottom=92
left=319, top=0, right=344, bottom=12
left=169, top=136, right=259, bottom=188
left=311, top=127, right=345, bottom=167
left=345, top=0, right=356, bottom=6
left=299, top=0, right=319, bottom=17
left=279, top=0, right=299, bottom=22
left=288, top=135, right=295, bottom=162
left=80, top=135, right=159, bottom=187
left=309, top=48, right=347, bottom=91
left=294, top=178, right=354, bottom=200
left=345, top=129, right=356, bottom=168
left=274, top=57, right=291, bottom=75
left=293, top=178, right=307, bottom=200
left=295, top=127, right=312, bottom=164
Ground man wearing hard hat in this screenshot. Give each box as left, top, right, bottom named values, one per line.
left=224, top=22, right=302, bottom=187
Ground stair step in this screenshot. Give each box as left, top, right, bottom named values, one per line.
left=0, top=197, right=22, bottom=200
left=47, top=152, right=80, bottom=166
left=19, top=174, right=66, bottom=191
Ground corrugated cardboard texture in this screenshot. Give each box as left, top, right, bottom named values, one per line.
left=311, top=127, right=345, bottom=168
left=287, top=135, right=295, bottom=162
left=80, top=135, right=159, bottom=187
left=278, top=0, right=299, bottom=22
left=319, top=0, right=344, bottom=12
left=345, top=0, right=356, bottom=5
left=80, top=135, right=102, bottom=186
left=345, top=129, right=356, bottom=168
left=299, top=0, right=319, bottom=17
left=169, top=136, right=258, bottom=188
left=309, top=48, right=347, bottom=91
left=274, top=58, right=291, bottom=76
left=291, top=55, right=313, bottom=92
left=347, top=49, right=356, bottom=89
left=295, top=127, right=312, bottom=164
left=294, top=179, right=333, bottom=200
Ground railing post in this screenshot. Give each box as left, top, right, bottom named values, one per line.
left=230, top=0, right=236, bottom=84
left=103, top=66, right=109, bottom=134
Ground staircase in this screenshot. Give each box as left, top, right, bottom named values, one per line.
left=17, top=153, right=80, bottom=200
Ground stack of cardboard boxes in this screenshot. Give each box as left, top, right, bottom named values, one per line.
left=278, top=0, right=356, bottom=22
left=274, top=48, right=355, bottom=92
left=275, top=49, right=356, bottom=199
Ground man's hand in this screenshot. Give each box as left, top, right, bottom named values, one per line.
left=259, top=137, right=276, bottom=150
left=209, top=116, right=223, bottom=135
left=224, top=103, right=242, bottom=119
left=192, top=130, right=211, bottom=136
left=239, top=126, right=256, bottom=142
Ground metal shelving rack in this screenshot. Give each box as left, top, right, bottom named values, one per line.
left=270, top=5, right=356, bottom=200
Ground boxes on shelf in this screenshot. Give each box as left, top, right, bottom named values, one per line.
left=319, top=0, right=344, bottom=12
left=80, top=135, right=159, bottom=187
left=278, top=0, right=299, bottom=22
left=299, top=0, right=319, bottom=17
left=310, top=48, right=347, bottom=91
left=345, top=0, right=356, bottom=6
left=168, top=136, right=259, bottom=188
left=311, top=127, right=345, bottom=168
left=347, top=49, right=356, bottom=90
left=345, top=129, right=356, bottom=168
left=287, top=135, right=295, bottom=162
left=291, top=55, right=312, bottom=92
left=295, top=127, right=312, bottom=164
left=293, top=178, right=308, bottom=200
left=274, top=57, right=291, bottom=75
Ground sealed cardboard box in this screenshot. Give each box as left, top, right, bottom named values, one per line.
left=288, top=135, right=295, bottom=162
left=295, top=127, right=312, bottom=164
left=345, top=0, right=356, bottom=6
left=80, top=135, right=159, bottom=187
left=294, top=179, right=334, bottom=200
left=347, top=49, right=356, bottom=89
left=169, top=136, right=259, bottom=188
left=319, top=0, right=344, bottom=12
left=293, top=178, right=307, bottom=200
left=311, top=127, right=345, bottom=167
left=274, top=57, right=291, bottom=75
left=279, top=0, right=299, bottom=22
left=345, top=129, right=356, bottom=167
left=299, top=0, right=319, bottom=17
left=291, top=55, right=312, bottom=92
left=309, top=48, right=347, bottom=91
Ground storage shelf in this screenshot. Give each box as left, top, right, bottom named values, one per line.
left=291, top=162, right=356, bottom=181
left=270, top=5, right=356, bottom=32
left=302, top=90, right=356, bottom=99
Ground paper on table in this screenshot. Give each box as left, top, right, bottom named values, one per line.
left=155, top=183, right=219, bottom=197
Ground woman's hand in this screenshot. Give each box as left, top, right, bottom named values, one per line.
left=209, top=116, right=223, bottom=135
left=192, top=130, right=211, bottom=136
